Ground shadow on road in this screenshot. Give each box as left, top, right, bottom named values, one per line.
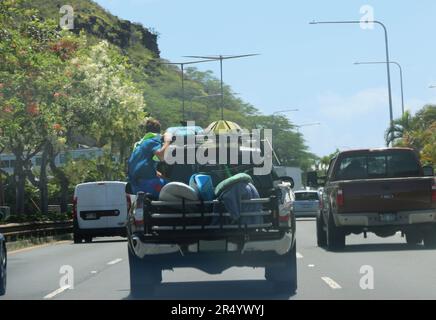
left=123, top=280, right=295, bottom=300
left=330, top=243, right=432, bottom=253
left=71, top=239, right=127, bottom=245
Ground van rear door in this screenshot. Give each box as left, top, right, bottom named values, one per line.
left=105, top=182, right=128, bottom=228
left=76, top=182, right=109, bottom=229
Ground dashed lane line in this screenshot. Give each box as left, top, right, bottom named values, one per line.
left=43, top=285, right=71, bottom=299
left=321, top=277, right=342, bottom=289
left=107, top=258, right=123, bottom=265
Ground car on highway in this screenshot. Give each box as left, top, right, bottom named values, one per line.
left=293, top=190, right=321, bottom=217
left=0, top=233, right=6, bottom=296
left=73, top=181, right=128, bottom=244
left=316, top=148, right=436, bottom=250
left=126, top=130, right=298, bottom=297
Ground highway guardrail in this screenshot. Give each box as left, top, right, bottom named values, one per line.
left=0, top=220, right=73, bottom=241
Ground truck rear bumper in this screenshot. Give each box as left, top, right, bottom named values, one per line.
left=131, top=232, right=293, bottom=259
left=335, top=209, right=436, bottom=227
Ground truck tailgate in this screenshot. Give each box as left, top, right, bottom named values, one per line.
left=339, top=177, right=433, bottom=213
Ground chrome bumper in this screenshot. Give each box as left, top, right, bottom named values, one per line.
left=334, top=209, right=436, bottom=227
left=131, top=232, right=293, bottom=258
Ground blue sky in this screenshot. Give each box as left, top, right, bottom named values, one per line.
left=95, top=0, right=436, bottom=156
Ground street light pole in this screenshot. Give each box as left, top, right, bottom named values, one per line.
left=354, top=61, right=404, bottom=116
left=295, top=122, right=321, bottom=133
left=184, top=54, right=259, bottom=120
left=272, top=109, right=299, bottom=116
left=310, top=20, right=394, bottom=145
left=161, top=59, right=215, bottom=121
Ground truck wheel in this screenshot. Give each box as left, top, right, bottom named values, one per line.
left=423, top=227, right=436, bottom=248
left=326, top=212, right=345, bottom=251
left=405, top=231, right=423, bottom=246
left=316, top=215, right=327, bottom=247
left=73, top=233, right=83, bottom=244
left=0, top=243, right=6, bottom=296
left=265, top=242, right=297, bottom=295
left=128, top=246, right=162, bottom=298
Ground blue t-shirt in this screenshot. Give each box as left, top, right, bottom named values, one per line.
left=127, top=135, right=162, bottom=183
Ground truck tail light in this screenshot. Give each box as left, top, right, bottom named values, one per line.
left=432, top=178, right=436, bottom=202
left=337, top=189, right=344, bottom=207
left=72, top=196, right=77, bottom=219
left=279, top=214, right=290, bottom=223
left=126, top=194, right=132, bottom=212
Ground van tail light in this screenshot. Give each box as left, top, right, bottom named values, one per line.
left=337, top=189, right=344, bottom=207
left=72, top=197, right=77, bottom=219
left=432, top=178, right=436, bottom=202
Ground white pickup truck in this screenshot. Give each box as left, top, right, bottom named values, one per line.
left=125, top=133, right=298, bottom=297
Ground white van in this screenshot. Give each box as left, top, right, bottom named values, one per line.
left=73, top=181, right=129, bottom=243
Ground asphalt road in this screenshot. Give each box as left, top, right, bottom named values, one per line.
left=2, top=218, right=436, bottom=300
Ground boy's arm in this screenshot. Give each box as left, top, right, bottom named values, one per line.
left=154, top=132, right=173, bottom=161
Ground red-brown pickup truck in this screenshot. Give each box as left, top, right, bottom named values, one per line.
left=317, top=148, right=436, bottom=250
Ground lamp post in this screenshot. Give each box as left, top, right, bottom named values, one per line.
left=160, top=59, right=215, bottom=121
left=354, top=61, right=405, bottom=116
left=310, top=20, right=394, bottom=146
left=184, top=54, right=259, bottom=120
left=295, top=122, right=321, bottom=133
left=272, top=109, right=300, bottom=116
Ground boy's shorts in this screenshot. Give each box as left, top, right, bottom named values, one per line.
left=132, top=177, right=168, bottom=199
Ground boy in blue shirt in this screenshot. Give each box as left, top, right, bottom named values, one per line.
left=127, top=119, right=172, bottom=198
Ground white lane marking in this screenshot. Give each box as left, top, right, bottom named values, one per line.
left=107, top=258, right=122, bottom=265
left=308, top=264, right=315, bottom=268
left=296, top=252, right=303, bottom=259
left=321, top=277, right=342, bottom=289
left=43, top=285, right=71, bottom=299
left=90, top=270, right=98, bottom=274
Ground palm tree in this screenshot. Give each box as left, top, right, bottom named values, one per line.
left=385, top=110, right=413, bottom=146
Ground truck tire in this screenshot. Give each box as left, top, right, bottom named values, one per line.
left=326, top=211, right=345, bottom=251
left=73, top=233, right=83, bottom=244
left=128, top=246, right=162, bottom=298
left=265, top=242, right=297, bottom=295
left=0, top=243, right=6, bottom=296
left=405, top=231, right=423, bottom=246
left=316, top=215, right=327, bottom=247
left=423, top=227, right=436, bottom=248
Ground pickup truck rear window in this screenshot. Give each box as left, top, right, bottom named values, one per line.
left=335, top=152, right=421, bottom=180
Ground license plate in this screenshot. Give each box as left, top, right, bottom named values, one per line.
left=198, top=240, right=227, bottom=252
left=86, top=212, right=97, bottom=219
left=379, top=213, right=397, bottom=223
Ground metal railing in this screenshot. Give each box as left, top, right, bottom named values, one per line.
left=0, top=220, right=73, bottom=241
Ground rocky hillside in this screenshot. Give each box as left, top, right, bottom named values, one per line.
left=22, top=0, right=160, bottom=57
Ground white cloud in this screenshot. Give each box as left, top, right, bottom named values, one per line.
left=317, top=87, right=389, bottom=120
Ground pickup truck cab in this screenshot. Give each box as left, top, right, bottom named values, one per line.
left=317, top=148, right=436, bottom=250
left=126, top=131, right=297, bottom=297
